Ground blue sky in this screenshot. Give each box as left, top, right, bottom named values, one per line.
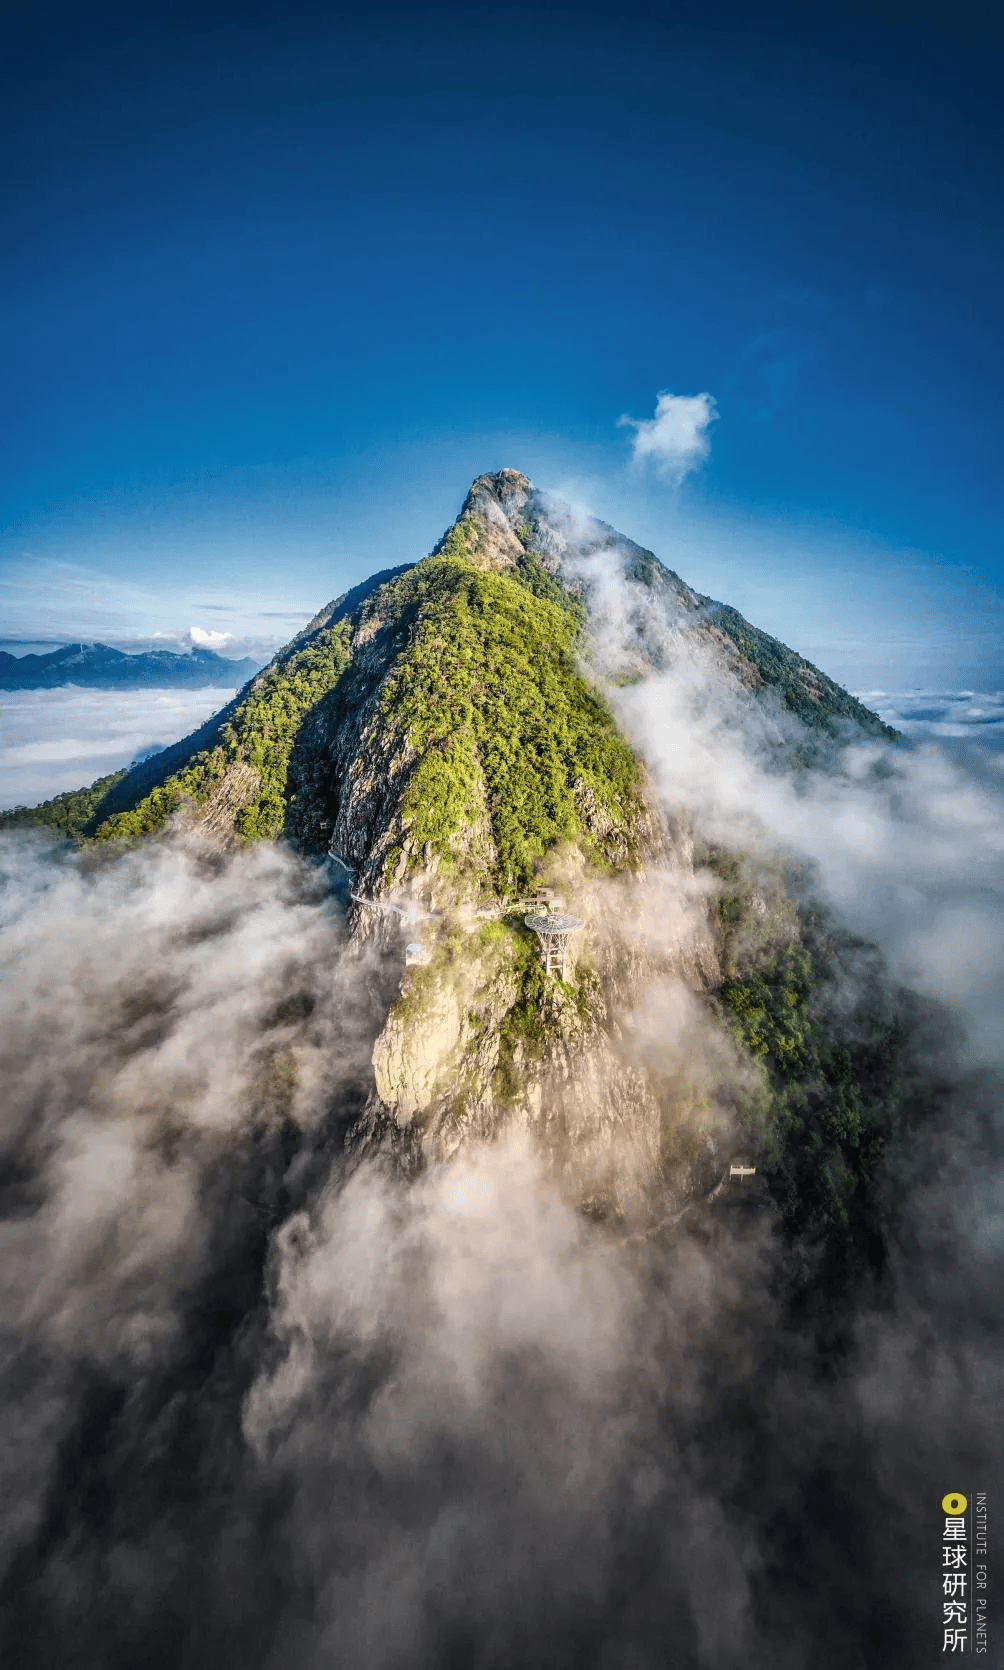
left=2, top=0, right=1001, bottom=688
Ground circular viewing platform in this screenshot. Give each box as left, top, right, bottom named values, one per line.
left=523, top=910, right=583, bottom=977
left=523, top=911, right=582, bottom=935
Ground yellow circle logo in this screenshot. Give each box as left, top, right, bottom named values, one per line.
left=942, top=1492, right=968, bottom=1515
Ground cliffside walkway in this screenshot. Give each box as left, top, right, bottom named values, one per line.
left=349, top=891, right=432, bottom=927
left=345, top=884, right=563, bottom=931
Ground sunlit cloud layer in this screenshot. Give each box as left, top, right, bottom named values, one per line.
left=0, top=686, right=234, bottom=810
left=857, top=688, right=1004, bottom=750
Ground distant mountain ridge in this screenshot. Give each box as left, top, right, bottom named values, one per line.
left=0, top=641, right=263, bottom=690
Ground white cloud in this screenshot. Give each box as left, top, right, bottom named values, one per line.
left=622, top=666, right=1004, bottom=1050
left=188, top=625, right=234, bottom=649
left=618, top=390, right=718, bottom=483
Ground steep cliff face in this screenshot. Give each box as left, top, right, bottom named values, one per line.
left=360, top=857, right=732, bottom=1222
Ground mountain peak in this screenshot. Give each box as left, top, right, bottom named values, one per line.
left=431, top=470, right=896, bottom=744
left=10, top=467, right=896, bottom=852
left=432, top=468, right=534, bottom=572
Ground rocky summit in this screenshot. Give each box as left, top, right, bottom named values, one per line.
left=5, top=471, right=906, bottom=1247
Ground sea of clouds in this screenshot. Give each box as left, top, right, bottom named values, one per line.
left=860, top=688, right=1004, bottom=754
left=0, top=685, right=238, bottom=810
left=0, top=548, right=1000, bottom=1667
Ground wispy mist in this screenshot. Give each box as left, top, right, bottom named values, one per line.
left=553, top=521, right=1004, bottom=1055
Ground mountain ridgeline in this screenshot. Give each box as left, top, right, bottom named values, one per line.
left=6, top=472, right=914, bottom=1282
left=0, top=641, right=262, bottom=690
